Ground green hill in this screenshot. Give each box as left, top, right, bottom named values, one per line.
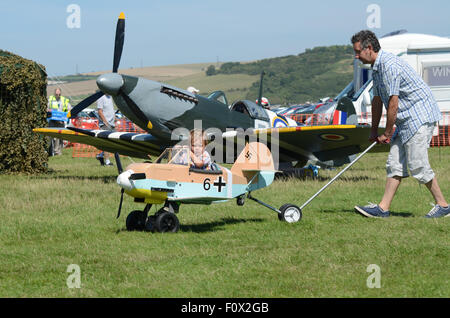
left=58, top=45, right=355, bottom=106
left=208, top=45, right=355, bottom=105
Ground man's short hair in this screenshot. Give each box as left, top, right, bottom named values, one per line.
left=351, top=30, right=381, bottom=52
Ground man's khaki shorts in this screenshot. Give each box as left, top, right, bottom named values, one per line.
left=386, top=122, right=435, bottom=184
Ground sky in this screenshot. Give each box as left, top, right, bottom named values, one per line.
left=1, top=0, right=449, bottom=77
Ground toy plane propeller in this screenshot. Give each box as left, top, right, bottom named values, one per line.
left=116, top=142, right=302, bottom=233
left=34, top=12, right=389, bottom=171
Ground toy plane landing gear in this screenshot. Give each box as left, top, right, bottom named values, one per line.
left=124, top=203, right=181, bottom=233
left=247, top=193, right=302, bottom=223
left=117, top=142, right=302, bottom=233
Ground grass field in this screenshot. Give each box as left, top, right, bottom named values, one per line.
left=0, top=147, right=449, bottom=297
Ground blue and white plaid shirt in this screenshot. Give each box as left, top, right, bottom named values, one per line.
left=372, top=50, right=442, bottom=144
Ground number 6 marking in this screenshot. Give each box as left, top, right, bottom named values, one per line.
left=203, top=178, right=211, bottom=191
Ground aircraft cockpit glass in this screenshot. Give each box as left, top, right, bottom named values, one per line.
left=230, top=101, right=269, bottom=121
left=352, top=80, right=372, bottom=101
left=207, top=90, right=228, bottom=106
left=335, top=81, right=355, bottom=101
left=156, top=146, right=190, bottom=166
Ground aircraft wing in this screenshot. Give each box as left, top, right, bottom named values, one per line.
left=33, top=127, right=164, bottom=159
left=226, top=124, right=389, bottom=167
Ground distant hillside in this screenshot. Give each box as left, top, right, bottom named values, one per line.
left=48, top=46, right=355, bottom=106
left=208, top=45, right=354, bottom=105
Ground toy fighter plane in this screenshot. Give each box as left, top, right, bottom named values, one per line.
left=116, top=142, right=302, bottom=233
left=33, top=12, right=388, bottom=170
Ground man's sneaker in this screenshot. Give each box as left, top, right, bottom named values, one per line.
left=105, top=161, right=114, bottom=166
left=425, top=203, right=450, bottom=218
left=354, top=203, right=390, bottom=218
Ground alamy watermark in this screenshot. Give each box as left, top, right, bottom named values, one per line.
left=171, top=120, right=280, bottom=169
left=366, top=264, right=381, bottom=288
left=66, top=264, right=81, bottom=288
left=66, top=4, right=81, bottom=29
left=366, top=4, right=381, bottom=29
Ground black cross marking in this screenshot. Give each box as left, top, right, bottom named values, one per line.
left=213, top=176, right=226, bottom=192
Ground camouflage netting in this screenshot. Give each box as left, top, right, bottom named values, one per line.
left=0, top=50, right=48, bottom=173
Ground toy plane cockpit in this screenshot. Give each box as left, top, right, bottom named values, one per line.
left=116, top=142, right=302, bottom=233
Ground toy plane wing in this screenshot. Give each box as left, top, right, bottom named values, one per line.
left=33, top=127, right=163, bottom=159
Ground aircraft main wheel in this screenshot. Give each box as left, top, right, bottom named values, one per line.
left=278, top=204, right=302, bottom=223
left=154, top=212, right=180, bottom=233
left=126, top=210, right=146, bottom=231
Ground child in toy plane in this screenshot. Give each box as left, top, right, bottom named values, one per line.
left=189, top=129, right=212, bottom=170
left=170, top=129, right=212, bottom=170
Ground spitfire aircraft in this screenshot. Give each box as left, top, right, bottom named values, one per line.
left=34, top=12, right=388, bottom=171
left=117, top=142, right=302, bottom=233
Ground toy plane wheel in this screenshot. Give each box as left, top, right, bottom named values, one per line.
left=278, top=204, right=302, bottom=223
left=126, top=210, right=147, bottom=231
left=154, top=212, right=180, bottom=233
left=144, top=215, right=156, bottom=232
left=237, top=195, right=245, bottom=206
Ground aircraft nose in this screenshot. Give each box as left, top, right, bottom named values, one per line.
left=96, top=73, right=124, bottom=96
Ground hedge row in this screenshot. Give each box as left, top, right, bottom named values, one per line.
left=0, top=50, right=48, bottom=173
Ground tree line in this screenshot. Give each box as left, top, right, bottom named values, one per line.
left=206, top=45, right=355, bottom=105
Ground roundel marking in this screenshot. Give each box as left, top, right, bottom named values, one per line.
left=319, top=133, right=347, bottom=141
left=272, top=116, right=289, bottom=127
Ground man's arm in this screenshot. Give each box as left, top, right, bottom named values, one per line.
left=98, top=109, right=111, bottom=129
left=370, top=95, right=383, bottom=141
left=377, top=95, right=398, bottom=143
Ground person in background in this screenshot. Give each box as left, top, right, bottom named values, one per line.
left=47, top=88, right=71, bottom=156
left=187, top=86, right=200, bottom=94
left=256, top=97, right=270, bottom=110
left=96, top=94, right=116, bottom=166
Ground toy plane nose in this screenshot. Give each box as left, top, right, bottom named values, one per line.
left=117, top=169, right=134, bottom=191
left=97, top=73, right=124, bottom=96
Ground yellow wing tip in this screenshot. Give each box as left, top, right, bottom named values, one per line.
left=67, top=111, right=71, bottom=118
left=119, top=12, right=125, bottom=20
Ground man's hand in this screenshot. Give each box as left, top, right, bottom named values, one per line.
left=376, top=133, right=390, bottom=144
left=369, top=130, right=378, bottom=142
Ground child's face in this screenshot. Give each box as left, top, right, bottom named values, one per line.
left=191, top=140, right=203, bottom=155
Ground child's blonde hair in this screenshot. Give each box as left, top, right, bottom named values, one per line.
left=190, top=129, right=206, bottom=147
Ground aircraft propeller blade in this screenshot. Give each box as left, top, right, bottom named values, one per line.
left=68, top=91, right=104, bottom=119
left=112, top=12, right=125, bottom=73
left=117, top=188, right=124, bottom=219
left=114, top=152, right=123, bottom=174
left=115, top=152, right=125, bottom=219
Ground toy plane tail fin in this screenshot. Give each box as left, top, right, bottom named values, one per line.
left=231, top=142, right=274, bottom=175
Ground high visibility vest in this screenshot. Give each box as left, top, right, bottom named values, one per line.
left=48, top=95, right=70, bottom=112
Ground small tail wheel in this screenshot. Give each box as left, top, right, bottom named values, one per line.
left=237, top=195, right=245, bottom=206
left=126, top=210, right=147, bottom=231
left=278, top=204, right=302, bottom=223
left=154, top=211, right=180, bottom=233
